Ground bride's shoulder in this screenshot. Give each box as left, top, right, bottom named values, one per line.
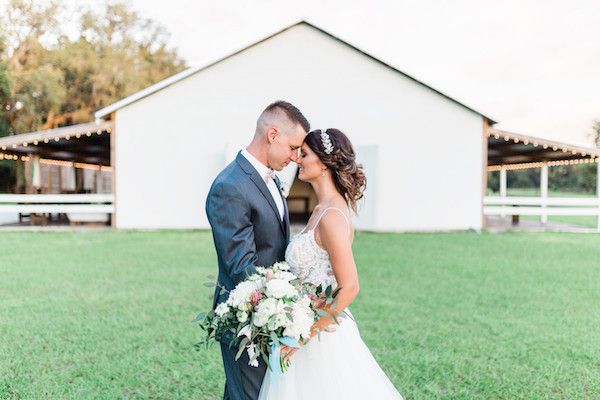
left=317, top=207, right=352, bottom=239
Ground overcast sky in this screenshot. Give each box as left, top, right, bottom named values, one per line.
left=122, top=0, right=599, bottom=146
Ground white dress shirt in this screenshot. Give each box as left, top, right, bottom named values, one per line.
left=241, top=148, right=284, bottom=221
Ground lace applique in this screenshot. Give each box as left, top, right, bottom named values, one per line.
left=285, top=229, right=338, bottom=288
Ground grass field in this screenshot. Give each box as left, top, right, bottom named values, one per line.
left=1, top=230, right=600, bottom=399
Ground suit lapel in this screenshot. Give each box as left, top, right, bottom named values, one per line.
left=236, top=152, right=286, bottom=234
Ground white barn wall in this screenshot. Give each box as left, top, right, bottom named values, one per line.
left=114, top=23, right=484, bottom=231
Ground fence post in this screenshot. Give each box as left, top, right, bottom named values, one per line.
left=541, top=163, right=548, bottom=224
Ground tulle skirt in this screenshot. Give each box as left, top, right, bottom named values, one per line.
left=258, top=309, right=403, bottom=399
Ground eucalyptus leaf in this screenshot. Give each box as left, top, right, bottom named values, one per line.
left=192, top=312, right=207, bottom=323
left=316, top=309, right=329, bottom=318
left=235, top=344, right=246, bottom=361
left=332, top=287, right=342, bottom=298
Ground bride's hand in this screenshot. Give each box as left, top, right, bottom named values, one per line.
left=281, top=346, right=298, bottom=363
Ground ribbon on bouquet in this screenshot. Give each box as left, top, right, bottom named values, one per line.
left=269, top=336, right=300, bottom=382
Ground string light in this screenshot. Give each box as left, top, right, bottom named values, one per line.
left=0, top=124, right=112, bottom=152
left=488, top=157, right=599, bottom=171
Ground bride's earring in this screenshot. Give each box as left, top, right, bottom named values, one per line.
left=321, top=169, right=326, bottom=177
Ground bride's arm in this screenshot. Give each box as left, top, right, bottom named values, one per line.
left=309, top=211, right=359, bottom=338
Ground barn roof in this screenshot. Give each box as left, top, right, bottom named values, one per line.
left=95, top=20, right=496, bottom=123
left=487, top=128, right=600, bottom=169
left=0, top=121, right=112, bottom=166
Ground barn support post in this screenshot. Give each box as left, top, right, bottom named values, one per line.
left=500, top=167, right=507, bottom=217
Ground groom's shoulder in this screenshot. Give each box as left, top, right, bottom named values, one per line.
left=210, top=159, right=247, bottom=192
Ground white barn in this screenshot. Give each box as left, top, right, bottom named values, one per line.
left=92, top=20, right=495, bottom=231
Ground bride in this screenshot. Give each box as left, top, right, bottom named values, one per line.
left=258, top=128, right=403, bottom=399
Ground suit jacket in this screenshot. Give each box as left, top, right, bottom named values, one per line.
left=205, top=151, right=290, bottom=310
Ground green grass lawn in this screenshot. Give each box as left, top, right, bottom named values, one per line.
left=1, top=230, right=600, bottom=399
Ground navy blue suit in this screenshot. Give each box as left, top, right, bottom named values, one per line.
left=205, top=151, right=290, bottom=400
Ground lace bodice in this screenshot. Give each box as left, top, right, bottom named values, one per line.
left=285, top=207, right=350, bottom=289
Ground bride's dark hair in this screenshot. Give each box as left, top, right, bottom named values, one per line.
left=304, top=128, right=366, bottom=213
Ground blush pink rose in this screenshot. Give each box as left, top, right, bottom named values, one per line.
left=250, top=291, right=263, bottom=305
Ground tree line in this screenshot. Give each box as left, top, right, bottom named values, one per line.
left=0, top=0, right=186, bottom=191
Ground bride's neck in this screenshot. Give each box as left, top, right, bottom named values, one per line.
left=311, top=178, right=341, bottom=207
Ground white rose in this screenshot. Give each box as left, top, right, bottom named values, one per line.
left=283, top=300, right=315, bottom=340
left=253, top=310, right=269, bottom=327
left=227, top=281, right=260, bottom=307
left=253, top=298, right=286, bottom=327
left=256, top=297, right=278, bottom=316
left=267, top=312, right=288, bottom=331
left=265, top=279, right=296, bottom=299
left=215, top=303, right=230, bottom=317
left=273, top=262, right=290, bottom=271
left=237, top=311, right=249, bottom=323
left=272, top=271, right=296, bottom=282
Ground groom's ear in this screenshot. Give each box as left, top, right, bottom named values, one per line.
left=267, top=127, right=278, bottom=144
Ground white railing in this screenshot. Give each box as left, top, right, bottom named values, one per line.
left=0, top=194, right=114, bottom=214
left=484, top=196, right=600, bottom=231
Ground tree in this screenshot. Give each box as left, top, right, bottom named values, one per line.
left=0, top=0, right=186, bottom=133
left=0, top=37, right=11, bottom=137
left=592, top=120, right=600, bottom=148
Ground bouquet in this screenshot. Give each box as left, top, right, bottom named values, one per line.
left=194, top=262, right=342, bottom=374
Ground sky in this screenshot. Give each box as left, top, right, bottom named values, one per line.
left=122, top=0, right=600, bottom=147
left=6, top=0, right=599, bottom=146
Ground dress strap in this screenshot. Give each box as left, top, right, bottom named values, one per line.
left=313, top=207, right=351, bottom=236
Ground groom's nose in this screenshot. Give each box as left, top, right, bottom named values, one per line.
left=290, top=150, right=299, bottom=163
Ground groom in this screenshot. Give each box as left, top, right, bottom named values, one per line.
left=205, top=101, right=310, bottom=400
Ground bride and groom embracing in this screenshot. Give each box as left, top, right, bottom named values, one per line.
left=205, top=101, right=403, bottom=399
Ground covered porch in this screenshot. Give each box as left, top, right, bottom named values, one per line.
left=0, top=121, right=114, bottom=227
left=484, top=128, right=600, bottom=232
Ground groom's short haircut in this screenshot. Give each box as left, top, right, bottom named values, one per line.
left=256, top=100, right=310, bottom=134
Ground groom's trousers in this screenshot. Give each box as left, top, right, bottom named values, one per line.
left=220, top=340, right=267, bottom=400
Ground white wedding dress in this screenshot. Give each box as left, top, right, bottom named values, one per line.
left=258, top=207, right=403, bottom=399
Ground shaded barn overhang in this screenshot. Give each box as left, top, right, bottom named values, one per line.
left=487, top=128, right=600, bottom=170
left=0, top=121, right=112, bottom=167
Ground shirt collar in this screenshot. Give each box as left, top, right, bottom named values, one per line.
left=241, top=148, right=271, bottom=178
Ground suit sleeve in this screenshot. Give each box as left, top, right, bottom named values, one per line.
left=206, top=180, right=258, bottom=285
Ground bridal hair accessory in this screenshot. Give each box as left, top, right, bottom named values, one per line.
left=320, top=129, right=334, bottom=154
